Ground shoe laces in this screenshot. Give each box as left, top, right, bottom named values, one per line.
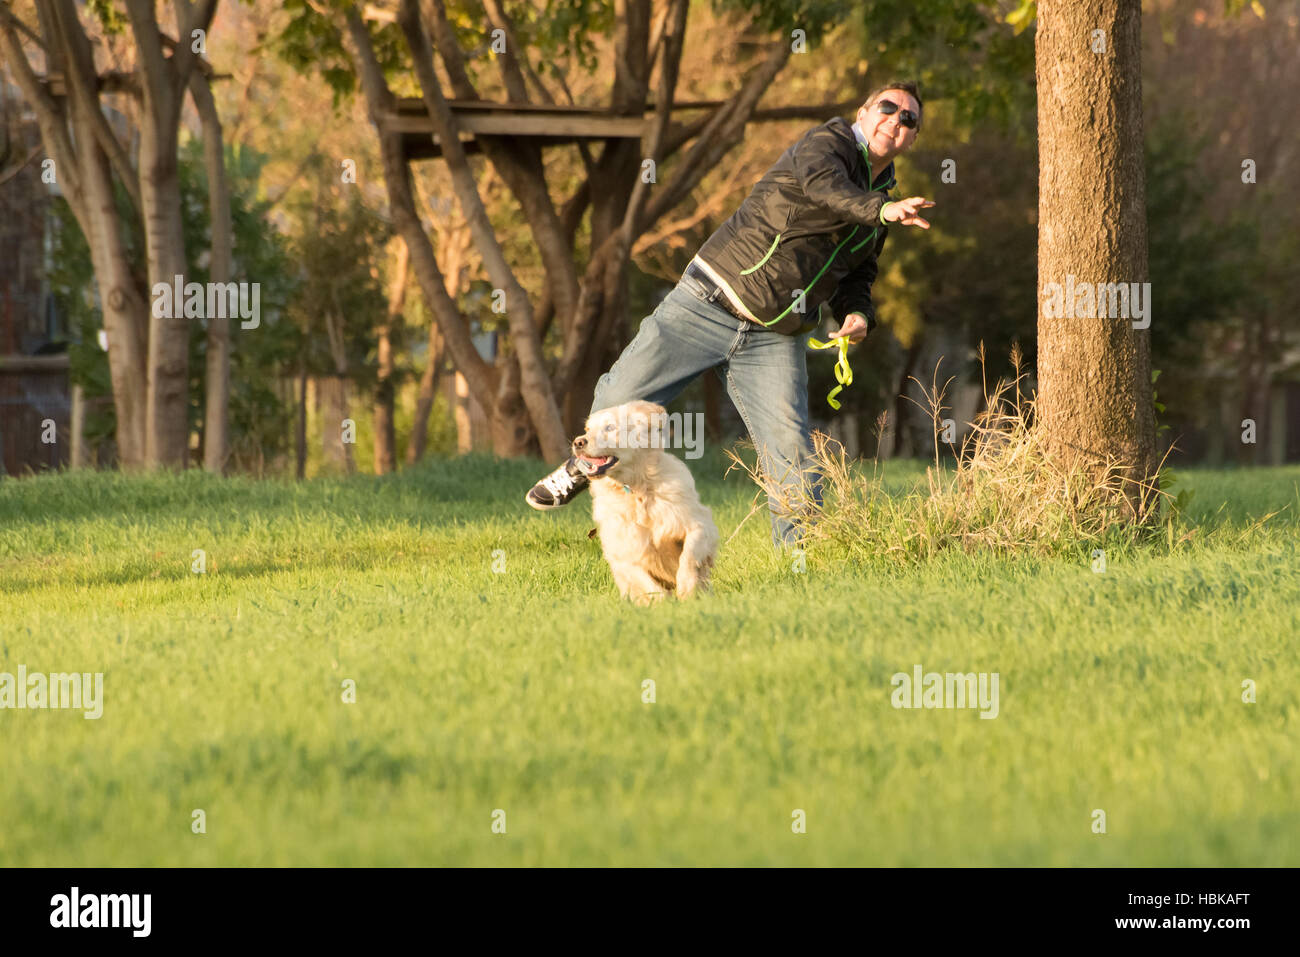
left=541, top=467, right=578, bottom=498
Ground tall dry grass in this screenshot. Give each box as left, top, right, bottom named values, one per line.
left=727, top=345, right=1191, bottom=563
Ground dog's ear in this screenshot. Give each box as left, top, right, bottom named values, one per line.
left=623, top=400, right=667, bottom=450
left=630, top=400, right=667, bottom=418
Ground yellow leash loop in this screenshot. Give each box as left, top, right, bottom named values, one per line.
left=806, top=336, right=853, bottom=410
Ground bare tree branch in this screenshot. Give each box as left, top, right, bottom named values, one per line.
left=122, top=0, right=173, bottom=116
left=0, top=4, right=81, bottom=204
left=169, top=0, right=219, bottom=96
left=479, top=0, right=528, bottom=103
left=420, top=0, right=477, bottom=100
left=48, top=0, right=143, bottom=214
left=642, top=39, right=791, bottom=228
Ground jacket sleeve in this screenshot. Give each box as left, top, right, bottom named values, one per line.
left=827, top=229, right=888, bottom=332
left=791, top=124, right=892, bottom=226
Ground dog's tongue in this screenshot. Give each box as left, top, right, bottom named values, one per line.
left=578, top=454, right=617, bottom=477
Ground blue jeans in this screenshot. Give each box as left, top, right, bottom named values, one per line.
left=590, top=272, right=822, bottom=546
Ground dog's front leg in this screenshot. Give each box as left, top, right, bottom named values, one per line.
left=610, top=560, right=668, bottom=606
left=675, top=525, right=716, bottom=599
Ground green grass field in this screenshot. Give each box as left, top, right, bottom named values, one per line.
left=1, top=454, right=1297, bottom=866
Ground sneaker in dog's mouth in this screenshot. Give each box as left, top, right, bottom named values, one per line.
left=576, top=454, right=618, bottom=477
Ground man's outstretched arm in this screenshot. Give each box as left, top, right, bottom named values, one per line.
left=790, top=125, right=935, bottom=228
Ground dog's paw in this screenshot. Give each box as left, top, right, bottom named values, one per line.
left=675, top=571, right=702, bottom=599
left=629, top=589, right=667, bottom=607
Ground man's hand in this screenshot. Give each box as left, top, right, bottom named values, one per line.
left=881, top=196, right=936, bottom=229
left=828, top=313, right=870, bottom=344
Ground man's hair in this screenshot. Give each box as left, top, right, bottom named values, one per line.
left=861, top=80, right=923, bottom=130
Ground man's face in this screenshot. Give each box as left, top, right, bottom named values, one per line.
left=857, top=89, right=921, bottom=161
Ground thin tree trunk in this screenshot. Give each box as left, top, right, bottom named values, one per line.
left=296, top=363, right=308, bottom=479
left=454, top=371, right=493, bottom=453
left=407, top=323, right=445, bottom=464
left=69, top=385, right=89, bottom=468
left=82, top=213, right=150, bottom=467
left=374, top=241, right=408, bottom=474
left=320, top=374, right=355, bottom=474
left=1238, top=318, right=1268, bottom=465
left=322, top=292, right=355, bottom=475
left=1035, top=0, right=1155, bottom=517
left=191, top=73, right=232, bottom=475
left=489, top=354, right=536, bottom=456
left=137, top=118, right=190, bottom=468
left=69, top=80, right=150, bottom=467
left=124, top=0, right=207, bottom=469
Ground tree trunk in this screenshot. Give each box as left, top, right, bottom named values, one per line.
left=69, top=94, right=150, bottom=467
left=69, top=384, right=89, bottom=468
left=374, top=241, right=408, bottom=474
left=407, top=322, right=445, bottom=464
left=322, top=296, right=355, bottom=474
left=296, top=364, right=308, bottom=479
left=84, top=231, right=149, bottom=468
left=192, top=74, right=232, bottom=475
left=1035, top=0, right=1156, bottom=517
left=489, top=373, right=536, bottom=457
left=138, top=114, right=191, bottom=469
left=319, top=374, right=355, bottom=474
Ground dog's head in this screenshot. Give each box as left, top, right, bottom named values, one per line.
left=574, top=400, right=668, bottom=477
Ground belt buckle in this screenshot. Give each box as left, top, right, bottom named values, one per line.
left=687, top=263, right=743, bottom=322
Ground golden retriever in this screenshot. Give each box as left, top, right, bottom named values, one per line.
left=574, top=401, right=719, bottom=605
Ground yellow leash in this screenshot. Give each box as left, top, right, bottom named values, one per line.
left=807, top=336, right=853, bottom=410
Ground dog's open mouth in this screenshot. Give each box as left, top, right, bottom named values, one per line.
left=576, top=453, right=618, bottom=477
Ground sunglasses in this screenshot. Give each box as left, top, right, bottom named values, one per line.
left=874, top=99, right=919, bottom=130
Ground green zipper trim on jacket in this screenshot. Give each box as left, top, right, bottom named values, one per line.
left=737, top=141, right=892, bottom=327
left=855, top=143, right=893, bottom=250
left=755, top=224, right=861, bottom=327
left=858, top=143, right=897, bottom=192
left=851, top=227, right=879, bottom=253
left=740, top=233, right=782, bottom=275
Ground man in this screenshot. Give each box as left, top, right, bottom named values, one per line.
left=526, top=81, right=935, bottom=544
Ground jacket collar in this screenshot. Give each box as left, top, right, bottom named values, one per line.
left=844, top=117, right=896, bottom=190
